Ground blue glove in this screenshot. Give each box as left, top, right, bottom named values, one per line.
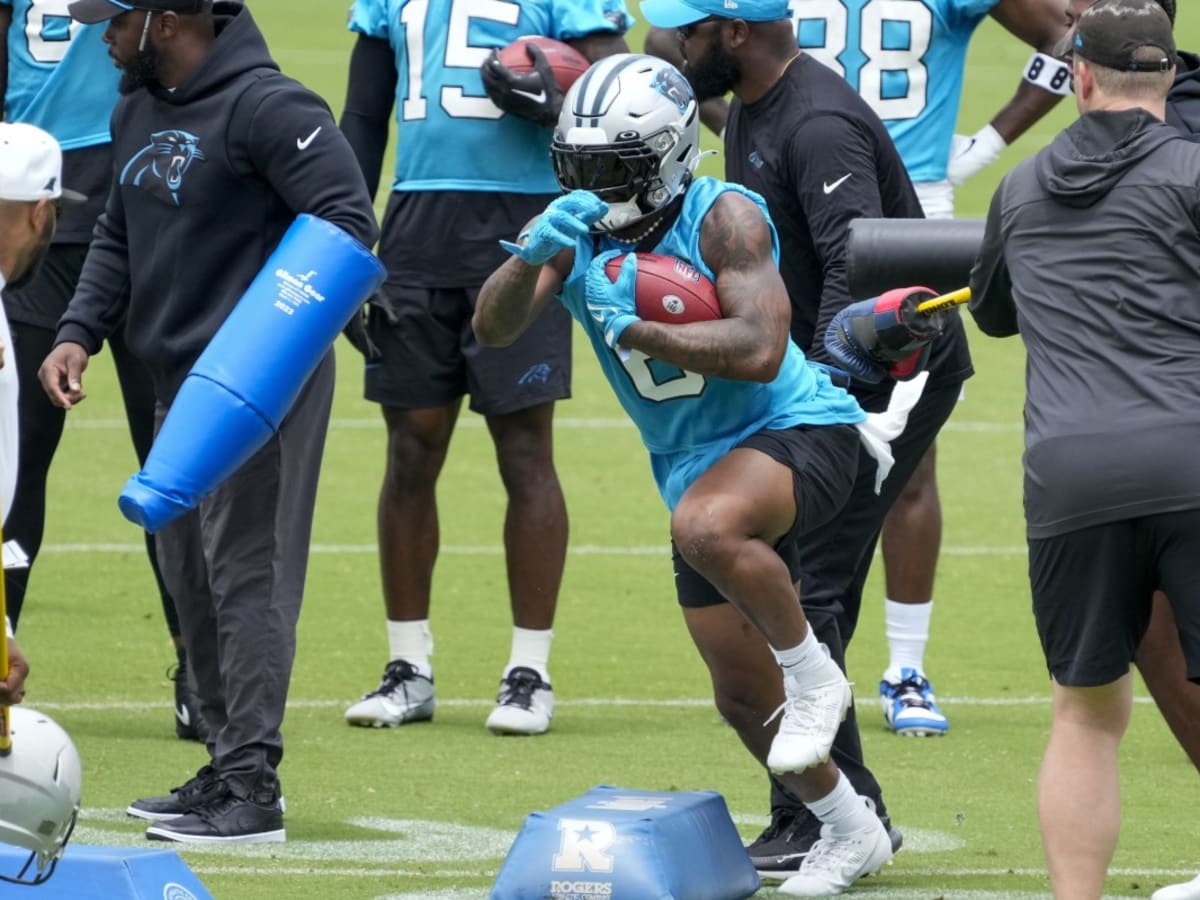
left=500, top=190, right=609, bottom=265
left=586, top=250, right=640, bottom=350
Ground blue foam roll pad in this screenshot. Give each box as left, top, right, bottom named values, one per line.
left=0, top=844, right=213, bottom=898
left=491, top=785, right=760, bottom=900
left=118, top=214, right=386, bottom=533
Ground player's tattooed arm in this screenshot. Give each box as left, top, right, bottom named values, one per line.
left=474, top=241, right=572, bottom=348
left=620, top=191, right=791, bottom=382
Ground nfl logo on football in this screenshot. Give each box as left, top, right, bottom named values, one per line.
left=670, top=259, right=702, bottom=282
left=662, top=294, right=686, bottom=316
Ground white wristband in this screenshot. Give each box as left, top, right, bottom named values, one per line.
left=1024, top=51, right=1073, bottom=96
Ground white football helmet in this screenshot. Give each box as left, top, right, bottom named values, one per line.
left=0, top=707, right=82, bottom=885
left=552, top=53, right=700, bottom=233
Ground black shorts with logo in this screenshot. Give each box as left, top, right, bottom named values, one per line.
left=673, top=423, right=861, bottom=607
left=1029, top=510, right=1200, bottom=686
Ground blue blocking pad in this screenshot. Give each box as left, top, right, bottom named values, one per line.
left=0, top=844, right=214, bottom=899
left=118, top=214, right=386, bottom=533
left=491, top=786, right=760, bottom=900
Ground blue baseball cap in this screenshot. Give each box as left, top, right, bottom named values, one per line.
left=639, top=0, right=791, bottom=28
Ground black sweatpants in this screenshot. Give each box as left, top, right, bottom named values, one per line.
left=770, top=379, right=964, bottom=818
left=154, top=352, right=334, bottom=794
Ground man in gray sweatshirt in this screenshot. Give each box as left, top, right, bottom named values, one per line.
left=969, top=1, right=1200, bottom=894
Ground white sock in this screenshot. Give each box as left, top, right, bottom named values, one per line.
left=771, top=627, right=829, bottom=681
left=505, top=626, right=553, bottom=682
left=806, top=772, right=879, bottom=837
left=387, top=619, right=433, bottom=677
left=885, top=599, right=932, bottom=677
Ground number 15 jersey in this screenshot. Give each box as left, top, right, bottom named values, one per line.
left=348, top=0, right=631, bottom=194
left=790, top=0, right=998, bottom=184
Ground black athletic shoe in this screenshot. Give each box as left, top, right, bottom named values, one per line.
left=747, top=805, right=904, bottom=879
left=127, top=765, right=224, bottom=822
left=170, top=658, right=210, bottom=743
left=145, top=784, right=286, bottom=844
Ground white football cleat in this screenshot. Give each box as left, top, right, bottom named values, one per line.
left=767, top=650, right=853, bottom=774
left=345, top=660, right=435, bottom=727
left=778, top=818, right=893, bottom=896
left=1154, top=873, right=1200, bottom=900
left=485, top=667, right=553, bottom=735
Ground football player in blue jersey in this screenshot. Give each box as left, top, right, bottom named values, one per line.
left=646, top=0, right=1068, bottom=745
left=339, top=0, right=630, bottom=737
left=0, top=0, right=205, bottom=741
left=477, top=53, right=909, bottom=895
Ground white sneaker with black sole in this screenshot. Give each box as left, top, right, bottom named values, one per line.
left=485, top=667, right=553, bottom=735
left=345, top=659, right=435, bottom=727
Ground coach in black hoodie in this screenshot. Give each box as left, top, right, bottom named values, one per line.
left=969, top=1, right=1200, bottom=895
left=40, top=0, right=378, bottom=844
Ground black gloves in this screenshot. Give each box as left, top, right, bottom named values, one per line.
left=480, top=42, right=565, bottom=128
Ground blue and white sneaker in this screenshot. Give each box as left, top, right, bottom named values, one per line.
left=879, top=667, right=949, bottom=736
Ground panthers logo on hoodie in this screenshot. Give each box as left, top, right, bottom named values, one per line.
left=119, top=130, right=206, bottom=207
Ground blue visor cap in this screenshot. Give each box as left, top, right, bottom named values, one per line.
left=640, top=0, right=791, bottom=28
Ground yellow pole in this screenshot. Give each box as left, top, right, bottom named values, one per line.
left=916, top=286, right=971, bottom=315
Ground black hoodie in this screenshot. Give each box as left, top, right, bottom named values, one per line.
left=1167, top=49, right=1200, bottom=135
left=969, top=108, right=1200, bottom=538
left=56, top=2, right=379, bottom=399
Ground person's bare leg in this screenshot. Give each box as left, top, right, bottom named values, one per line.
left=880, top=444, right=948, bottom=735
left=1038, top=675, right=1131, bottom=900
left=1135, top=592, right=1200, bottom=773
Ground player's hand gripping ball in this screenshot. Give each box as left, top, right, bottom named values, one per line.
left=482, top=37, right=590, bottom=126
left=604, top=253, right=722, bottom=324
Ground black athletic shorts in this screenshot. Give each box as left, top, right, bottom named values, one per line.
left=1029, top=510, right=1200, bottom=687
left=362, top=284, right=572, bottom=415
left=673, top=423, right=861, bottom=608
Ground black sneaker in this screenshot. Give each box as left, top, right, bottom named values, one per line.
left=747, top=805, right=904, bottom=879
left=127, top=765, right=224, bottom=822
left=170, top=658, right=210, bottom=743
left=145, top=784, right=286, bottom=844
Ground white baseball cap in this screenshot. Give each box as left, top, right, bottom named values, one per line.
left=0, top=123, right=87, bottom=205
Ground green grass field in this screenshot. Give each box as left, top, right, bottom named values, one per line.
left=12, top=2, right=1200, bottom=898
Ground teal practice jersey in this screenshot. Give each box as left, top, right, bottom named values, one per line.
left=348, top=0, right=631, bottom=193
left=790, top=0, right=998, bottom=183
left=2, top=0, right=117, bottom=149
left=558, top=177, right=865, bottom=510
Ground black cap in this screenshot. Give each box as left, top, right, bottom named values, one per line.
left=1073, top=0, right=1176, bottom=73
left=67, top=0, right=209, bottom=25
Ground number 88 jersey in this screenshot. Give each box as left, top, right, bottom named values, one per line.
left=349, top=0, right=631, bottom=194
left=1, top=0, right=118, bottom=150
left=790, top=0, right=997, bottom=184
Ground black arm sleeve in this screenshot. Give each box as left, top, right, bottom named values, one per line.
left=788, top=114, right=887, bottom=366
left=969, top=180, right=1019, bottom=337
left=56, top=108, right=132, bottom=354
left=340, top=34, right=397, bottom=200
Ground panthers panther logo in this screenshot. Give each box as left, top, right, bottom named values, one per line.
left=651, top=67, right=693, bottom=114
left=119, top=130, right=206, bottom=206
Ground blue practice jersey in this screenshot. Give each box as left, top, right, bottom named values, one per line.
left=559, top=177, right=865, bottom=509
left=1, top=0, right=117, bottom=149
left=790, top=0, right=998, bottom=183
left=348, top=0, right=630, bottom=193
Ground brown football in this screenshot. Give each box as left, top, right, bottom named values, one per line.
left=496, top=36, right=591, bottom=94
left=605, top=253, right=722, bottom=324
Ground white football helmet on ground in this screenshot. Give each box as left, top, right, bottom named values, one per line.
left=0, top=706, right=82, bottom=885
left=552, top=53, right=701, bottom=233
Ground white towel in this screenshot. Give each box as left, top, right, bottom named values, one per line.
left=854, top=370, right=929, bottom=494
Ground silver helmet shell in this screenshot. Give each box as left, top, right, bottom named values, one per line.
left=552, top=53, right=701, bottom=233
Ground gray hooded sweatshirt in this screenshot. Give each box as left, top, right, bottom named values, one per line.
left=970, top=108, right=1200, bottom=539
